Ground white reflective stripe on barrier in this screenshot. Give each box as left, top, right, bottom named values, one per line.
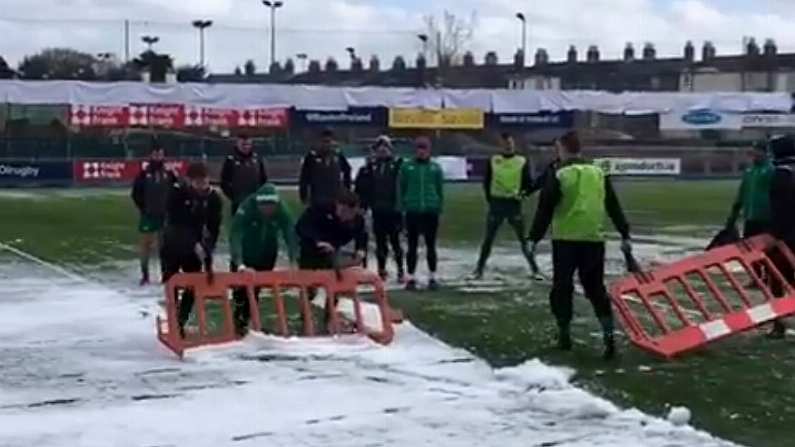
left=699, top=320, right=731, bottom=341
left=747, top=303, right=777, bottom=324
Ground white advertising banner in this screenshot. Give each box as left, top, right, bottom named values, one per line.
left=594, top=158, right=681, bottom=176
left=660, top=110, right=743, bottom=130
left=349, top=156, right=469, bottom=181
left=741, top=114, right=795, bottom=128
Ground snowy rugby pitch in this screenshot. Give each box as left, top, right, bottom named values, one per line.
left=0, top=249, right=737, bottom=447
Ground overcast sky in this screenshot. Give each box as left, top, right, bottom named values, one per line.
left=1, top=0, right=794, bottom=74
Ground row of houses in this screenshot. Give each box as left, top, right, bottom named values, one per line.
left=208, top=40, right=795, bottom=94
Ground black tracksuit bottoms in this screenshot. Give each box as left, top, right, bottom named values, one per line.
left=405, top=212, right=439, bottom=275
left=161, top=250, right=203, bottom=328
left=373, top=210, right=404, bottom=273
left=550, top=240, right=613, bottom=328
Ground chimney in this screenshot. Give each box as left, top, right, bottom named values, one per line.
left=702, top=41, right=716, bottom=62
left=567, top=45, right=578, bottom=64
left=746, top=38, right=760, bottom=56
left=463, top=51, right=475, bottom=67
left=624, top=42, right=635, bottom=61
left=642, top=42, right=656, bottom=61
left=484, top=51, right=499, bottom=66
left=587, top=45, right=600, bottom=63
left=684, top=41, right=695, bottom=62
left=534, top=48, right=549, bottom=66
left=763, top=38, right=777, bottom=57
left=513, top=49, right=525, bottom=68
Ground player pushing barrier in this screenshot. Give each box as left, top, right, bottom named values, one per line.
left=131, top=140, right=178, bottom=285
left=228, top=183, right=298, bottom=336
left=295, top=189, right=368, bottom=330
left=528, top=131, right=632, bottom=360
left=160, top=162, right=222, bottom=337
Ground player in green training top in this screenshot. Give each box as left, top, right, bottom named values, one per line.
left=228, top=183, right=298, bottom=336
left=726, top=140, right=774, bottom=238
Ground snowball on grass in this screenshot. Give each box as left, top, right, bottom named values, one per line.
left=667, top=406, right=692, bottom=426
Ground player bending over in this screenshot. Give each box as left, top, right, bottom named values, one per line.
left=161, top=162, right=222, bottom=337
left=295, top=190, right=367, bottom=330
left=228, top=183, right=298, bottom=336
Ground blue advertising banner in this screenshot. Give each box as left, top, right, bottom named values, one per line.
left=487, top=111, right=574, bottom=128
left=0, top=160, right=73, bottom=185
left=293, top=107, right=388, bottom=127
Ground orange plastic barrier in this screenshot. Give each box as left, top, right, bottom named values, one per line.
left=157, top=268, right=397, bottom=358
left=610, top=235, right=795, bottom=359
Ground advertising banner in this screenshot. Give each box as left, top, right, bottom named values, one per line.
left=0, top=161, right=73, bottom=185
left=487, top=111, right=574, bottom=128
left=659, top=110, right=742, bottom=130
left=294, top=107, right=387, bottom=127
left=70, top=105, right=130, bottom=127
left=184, top=107, right=289, bottom=129
left=388, top=108, right=484, bottom=130
left=127, top=103, right=186, bottom=128
left=74, top=159, right=189, bottom=184
left=740, top=114, right=795, bottom=128
left=594, top=158, right=681, bottom=176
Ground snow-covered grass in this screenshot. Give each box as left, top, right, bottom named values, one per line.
left=3, top=182, right=794, bottom=447
left=0, top=248, right=736, bottom=447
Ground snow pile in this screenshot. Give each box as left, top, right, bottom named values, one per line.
left=0, top=251, right=738, bottom=447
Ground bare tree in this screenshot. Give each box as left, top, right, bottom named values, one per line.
left=421, top=10, right=477, bottom=67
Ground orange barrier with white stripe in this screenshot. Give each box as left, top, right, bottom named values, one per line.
left=157, top=268, right=397, bottom=358
left=610, top=235, right=795, bottom=359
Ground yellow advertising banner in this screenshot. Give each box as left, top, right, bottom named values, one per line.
left=388, top=108, right=484, bottom=130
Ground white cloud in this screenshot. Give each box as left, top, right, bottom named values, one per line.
left=0, top=0, right=794, bottom=73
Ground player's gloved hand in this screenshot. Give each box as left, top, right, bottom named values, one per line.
left=621, top=238, right=633, bottom=254
left=317, top=242, right=334, bottom=254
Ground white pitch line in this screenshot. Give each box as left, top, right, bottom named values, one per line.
left=0, top=242, right=86, bottom=283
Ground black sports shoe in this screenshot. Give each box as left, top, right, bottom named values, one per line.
left=405, top=279, right=418, bottom=291
left=428, top=279, right=440, bottom=291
